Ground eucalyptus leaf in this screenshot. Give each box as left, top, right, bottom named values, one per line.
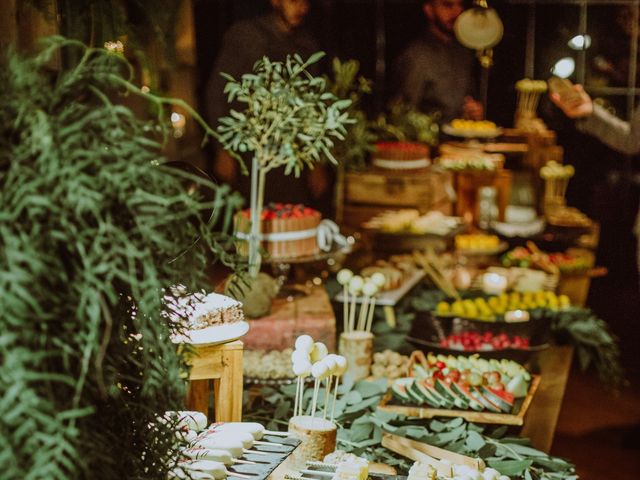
left=465, top=431, right=486, bottom=451
left=487, top=459, right=533, bottom=476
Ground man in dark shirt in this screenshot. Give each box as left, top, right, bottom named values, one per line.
left=393, top=0, right=483, bottom=123
left=205, top=0, right=328, bottom=207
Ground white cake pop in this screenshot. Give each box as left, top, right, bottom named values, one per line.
left=334, top=355, right=348, bottom=376
left=291, top=349, right=310, bottom=364
left=310, top=342, right=328, bottom=362
left=370, top=272, right=386, bottom=288
left=337, top=269, right=354, bottom=285
left=292, top=360, right=312, bottom=376
left=311, top=361, right=329, bottom=380
left=348, top=275, right=364, bottom=293
left=322, top=355, right=338, bottom=374
left=362, top=282, right=378, bottom=297
left=294, top=334, right=314, bottom=353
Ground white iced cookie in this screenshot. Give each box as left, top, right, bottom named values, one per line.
left=310, top=342, right=328, bottom=362
left=183, top=448, right=234, bottom=466
left=370, top=273, right=386, bottom=288
left=295, top=334, right=314, bottom=353
left=191, top=438, right=244, bottom=458
left=337, top=269, right=354, bottom=285
left=180, top=460, right=228, bottom=480
left=213, top=422, right=266, bottom=441
left=169, top=411, right=208, bottom=432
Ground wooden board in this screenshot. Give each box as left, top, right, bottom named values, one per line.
left=381, top=432, right=484, bottom=471
left=378, top=375, right=541, bottom=426
left=520, top=346, right=573, bottom=452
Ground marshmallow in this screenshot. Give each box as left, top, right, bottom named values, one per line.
left=370, top=273, right=386, bottom=288
left=334, top=356, right=348, bottom=376
left=362, top=282, right=378, bottom=297
left=311, top=362, right=329, bottom=379
left=293, top=360, right=312, bottom=376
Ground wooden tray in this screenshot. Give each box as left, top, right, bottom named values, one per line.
left=378, top=375, right=541, bottom=426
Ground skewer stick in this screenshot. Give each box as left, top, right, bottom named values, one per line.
left=348, top=295, right=357, bottom=333
left=323, top=376, right=333, bottom=420
left=357, top=295, right=369, bottom=332
left=311, top=378, right=320, bottom=423
left=242, top=449, right=269, bottom=456
left=225, top=470, right=254, bottom=479
left=343, top=285, right=349, bottom=333
left=365, top=297, right=377, bottom=332
left=330, top=376, right=340, bottom=423
left=263, top=430, right=289, bottom=437
left=300, top=470, right=334, bottom=477
left=234, top=459, right=259, bottom=465
left=294, top=375, right=301, bottom=417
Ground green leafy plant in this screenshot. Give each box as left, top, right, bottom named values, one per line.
left=0, top=36, right=243, bottom=479
left=216, top=52, right=353, bottom=276
left=373, top=102, right=440, bottom=147
left=244, top=379, right=577, bottom=479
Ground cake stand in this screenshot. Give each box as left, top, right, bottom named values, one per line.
left=264, top=239, right=356, bottom=298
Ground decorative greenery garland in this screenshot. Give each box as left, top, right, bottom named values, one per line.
left=0, top=36, right=242, bottom=479
left=244, top=379, right=577, bottom=479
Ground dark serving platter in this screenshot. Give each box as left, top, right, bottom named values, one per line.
left=407, top=311, right=552, bottom=363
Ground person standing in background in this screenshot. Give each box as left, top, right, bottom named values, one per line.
left=550, top=83, right=640, bottom=273
left=205, top=0, right=330, bottom=209
left=392, top=0, right=483, bottom=123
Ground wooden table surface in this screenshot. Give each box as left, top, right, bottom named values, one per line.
left=521, top=345, right=574, bottom=452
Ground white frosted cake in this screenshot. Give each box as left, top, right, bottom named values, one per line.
left=166, top=289, right=248, bottom=345
left=186, top=292, right=244, bottom=330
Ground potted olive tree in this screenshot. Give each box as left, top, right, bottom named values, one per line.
left=216, top=52, right=352, bottom=317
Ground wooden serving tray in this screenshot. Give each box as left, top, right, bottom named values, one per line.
left=378, top=375, right=541, bottom=426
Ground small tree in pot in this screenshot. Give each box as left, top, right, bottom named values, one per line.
left=216, top=52, right=352, bottom=316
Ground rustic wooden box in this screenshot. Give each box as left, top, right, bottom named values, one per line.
left=341, top=168, right=454, bottom=229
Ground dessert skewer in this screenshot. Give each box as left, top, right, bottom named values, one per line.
left=336, top=269, right=353, bottom=333
left=330, top=356, right=347, bottom=423
left=347, top=276, right=363, bottom=332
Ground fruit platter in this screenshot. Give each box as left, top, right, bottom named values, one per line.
left=379, top=352, right=540, bottom=425
left=501, top=244, right=594, bottom=276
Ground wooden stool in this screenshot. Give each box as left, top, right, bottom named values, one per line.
left=186, top=340, right=244, bottom=422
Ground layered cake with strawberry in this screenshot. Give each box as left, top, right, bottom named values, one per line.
left=372, top=142, right=430, bottom=170
left=235, top=203, right=322, bottom=259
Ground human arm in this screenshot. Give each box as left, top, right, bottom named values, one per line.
left=551, top=84, right=640, bottom=155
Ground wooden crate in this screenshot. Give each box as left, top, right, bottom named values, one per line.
left=342, top=168, right=454, bottom=229
left=186, top=340, right=244, bottom=422
left=454, top=169, right=512, bottom=223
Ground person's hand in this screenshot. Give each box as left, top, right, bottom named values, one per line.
left=549, top=84, right=593, bottom=119
left=463, top=96, right=484, bottom=120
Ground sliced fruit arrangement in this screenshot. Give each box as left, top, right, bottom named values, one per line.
left=439, top=331, right=530, bottom=351
left=390, top=353, right=531, bottom=413
left=434, top=290, right=571, bottom=322
left=501, top=242, right=592, bottom=275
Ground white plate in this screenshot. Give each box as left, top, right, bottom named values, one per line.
left=442, top=123, right=503, bottom=139
left=172, top=321, right=250, bottom=346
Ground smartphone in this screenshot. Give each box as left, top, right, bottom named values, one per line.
left=548, top=76, right=582, bottom=102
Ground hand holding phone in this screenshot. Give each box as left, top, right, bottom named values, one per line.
left=548, top=77, right=593, bottom=118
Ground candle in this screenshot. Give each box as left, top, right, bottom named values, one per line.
left=482, top=272, right=508, bottom=295
left=504, top=309, right=530, bottom=323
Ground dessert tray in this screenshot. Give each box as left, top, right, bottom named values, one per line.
left=442, top=123, right=503, bottom=139
left=456, top=241, right=508, bottom=257
left=334, top=270, right=426, bottom=307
